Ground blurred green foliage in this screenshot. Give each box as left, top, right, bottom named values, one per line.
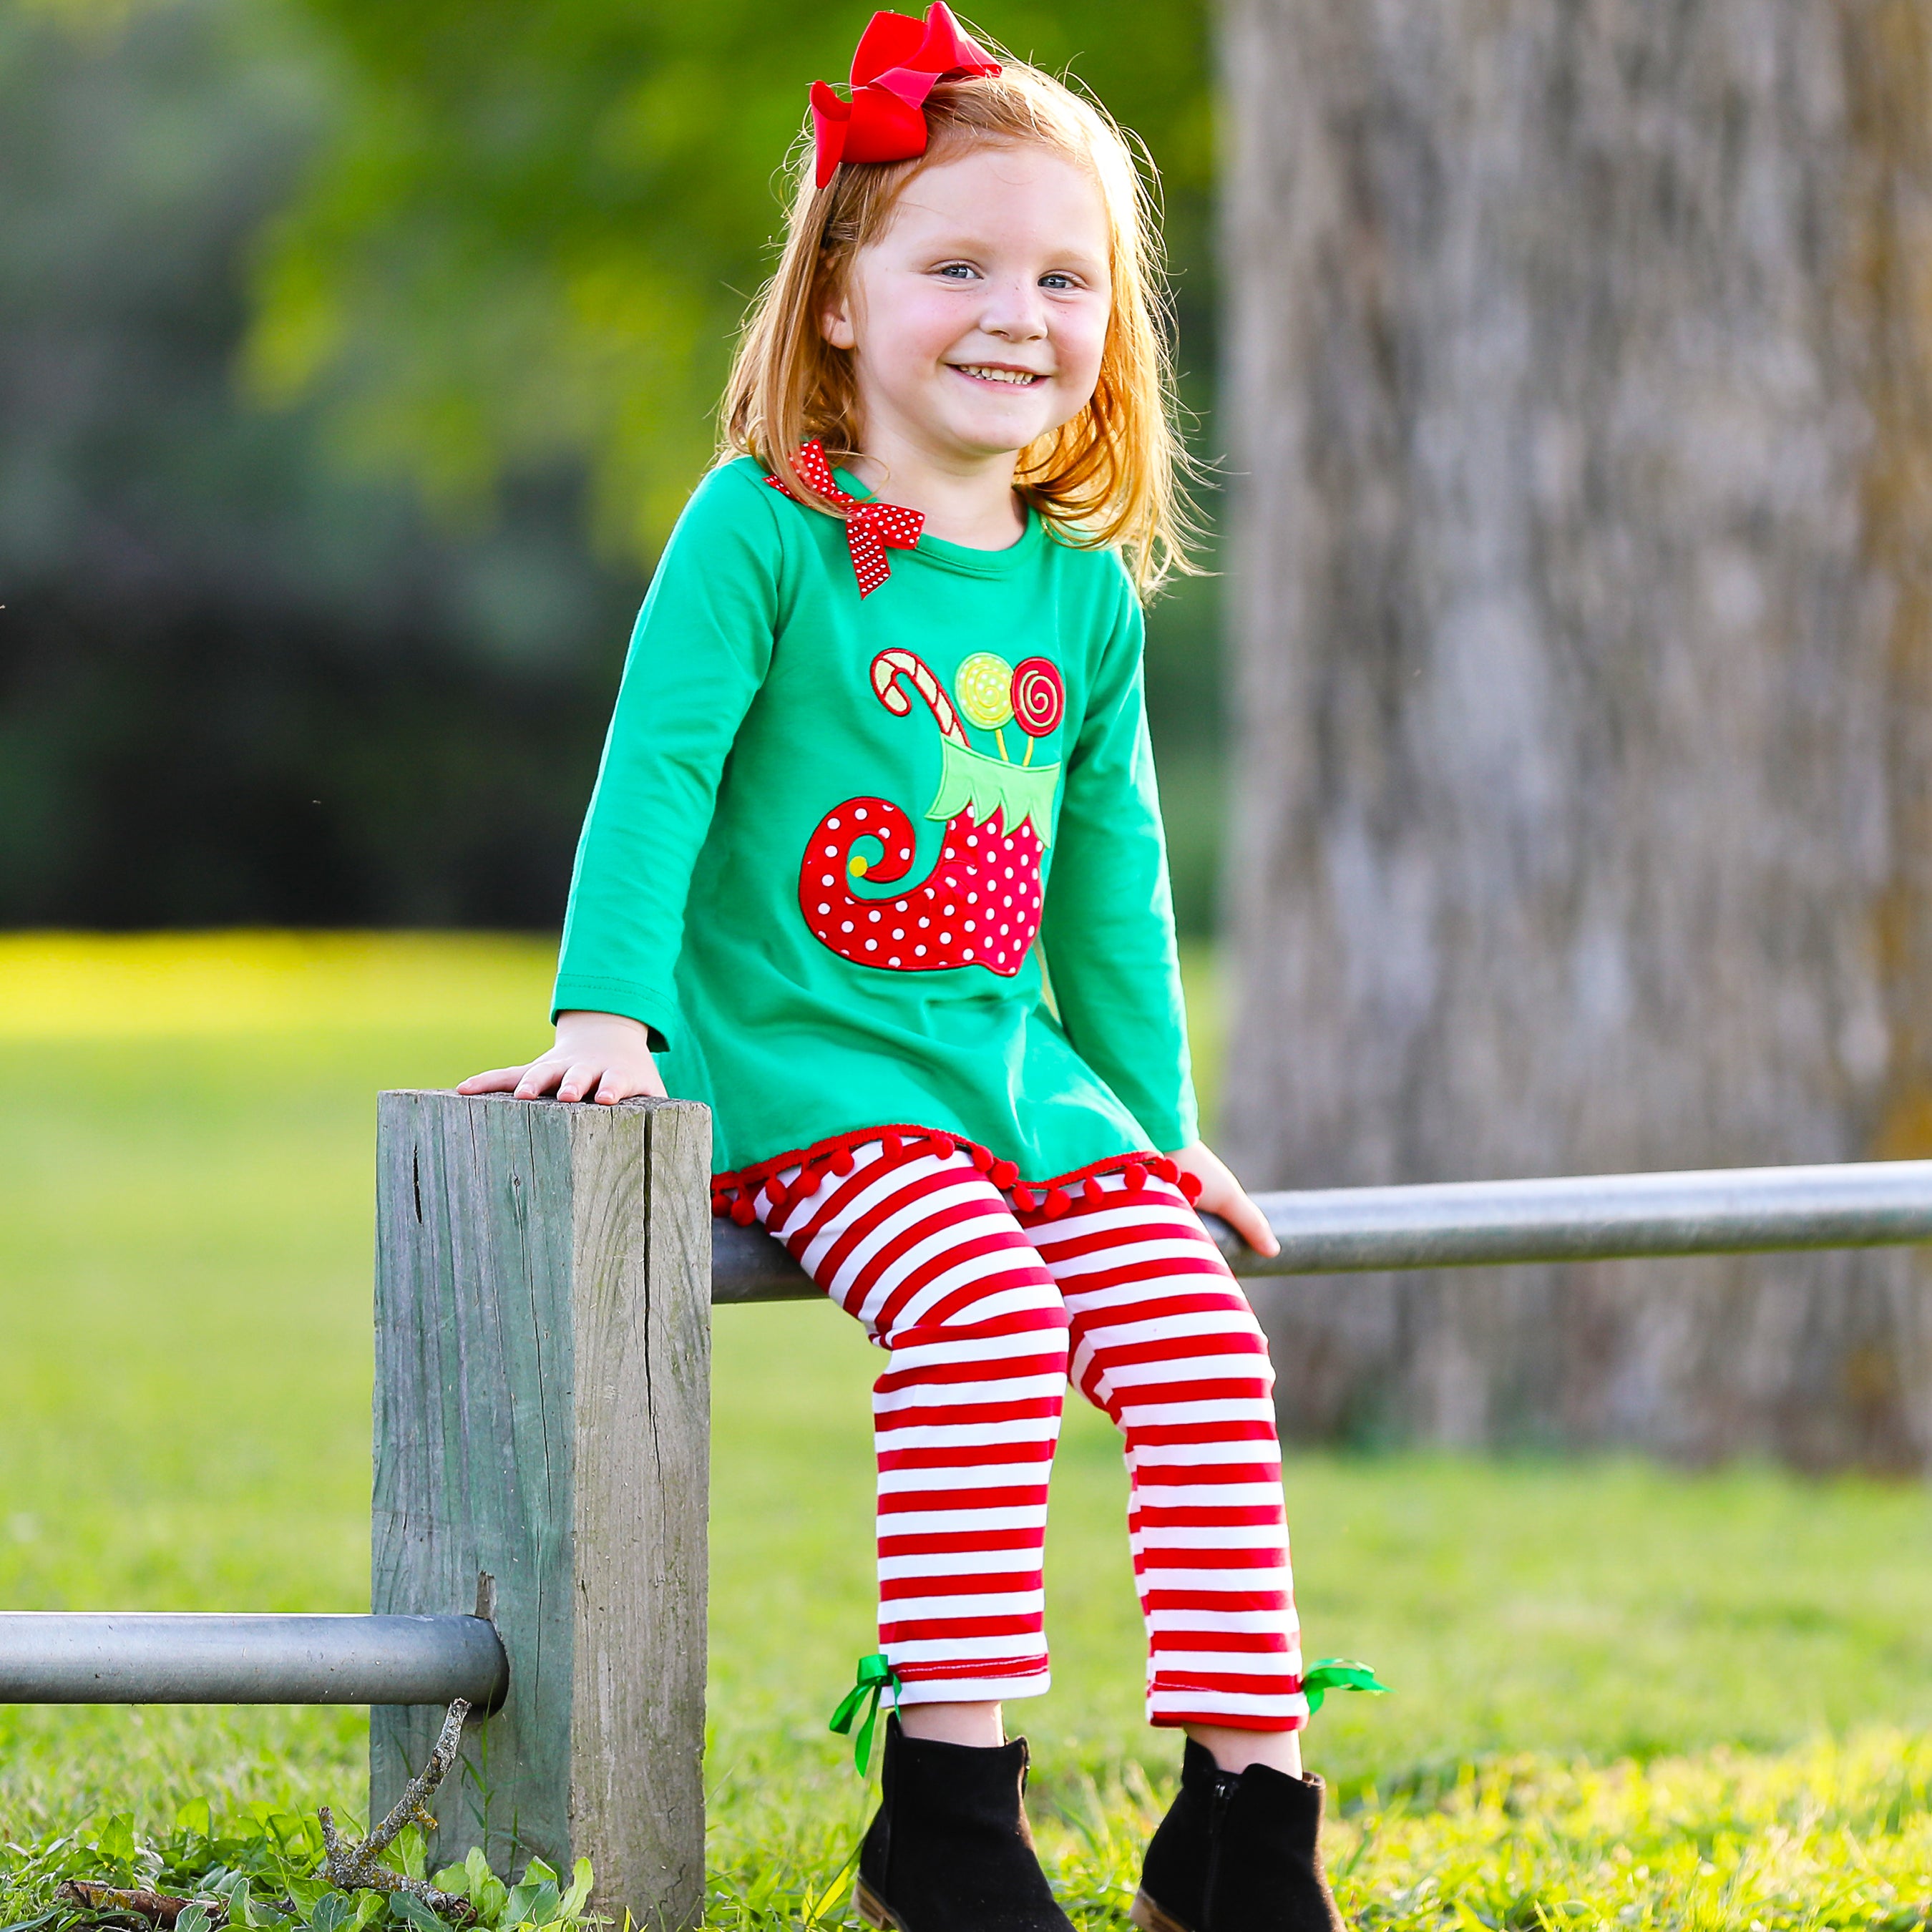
left=245, top=1, right=1217, bottom=553
left=0, top=0, right=648, bottom=926
left=0, top=0, right=1226, bottom=932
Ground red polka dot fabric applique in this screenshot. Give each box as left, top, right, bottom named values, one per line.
left=796, top=647, right=1063, bottom=979
left=764, top=439, right=923, bottom=597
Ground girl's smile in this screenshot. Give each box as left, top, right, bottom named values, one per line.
left=949, top=363, right=1045, bottom=386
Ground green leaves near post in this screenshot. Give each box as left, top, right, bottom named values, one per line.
left=0, top=1804, right=600, bottom=1932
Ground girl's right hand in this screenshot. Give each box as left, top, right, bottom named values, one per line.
left=457, top=1010, right=667, bottom=1106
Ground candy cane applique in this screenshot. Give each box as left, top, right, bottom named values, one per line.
left=872, top=648, right=968, bottom=744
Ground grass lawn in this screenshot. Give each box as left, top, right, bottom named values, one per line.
left=2, top=932, right=1931, bottom=1927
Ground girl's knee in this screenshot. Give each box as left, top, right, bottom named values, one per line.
left=885, top=1296, right=1071, bottom=1376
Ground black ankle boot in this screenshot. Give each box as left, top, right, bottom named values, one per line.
left=1131, top=1738, right=1346, bottom=1932
left=854, top=1716, right=1074, bottom=1932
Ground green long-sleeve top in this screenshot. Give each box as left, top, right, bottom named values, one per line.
left=552, top=454, right=1199, bottom=1186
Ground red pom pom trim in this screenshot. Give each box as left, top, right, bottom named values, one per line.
left=1179, top=1171, right=1204, bottom=1202
left=712, top=1131, right=1181, bottom=1230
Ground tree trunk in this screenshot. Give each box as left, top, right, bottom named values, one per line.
left=1219, top=0, right=1932, bottom=1468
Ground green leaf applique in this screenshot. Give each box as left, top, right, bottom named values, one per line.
left=927, top=736, right=1059, bottom=844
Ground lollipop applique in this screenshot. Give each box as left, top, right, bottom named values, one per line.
left=799, top=649, right=1063, bottom=977
left=1010, top=657, right=1064, bottom=738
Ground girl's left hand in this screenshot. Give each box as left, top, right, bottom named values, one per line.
left=1168, top=1141, right=1281, bottom=1258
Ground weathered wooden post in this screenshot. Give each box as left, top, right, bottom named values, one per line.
left=371, top=1091, right=711, bottom=1932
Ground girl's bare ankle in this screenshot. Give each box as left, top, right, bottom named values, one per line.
left=1184, top=1722, right=1304, bottom=1777
left=898, top=1700, right=1007, bottom=1749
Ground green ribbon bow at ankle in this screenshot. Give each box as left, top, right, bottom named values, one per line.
left=830, top=1652, right=904, bottom=1774
left=1302, top=1657, right=1390, bottom=1714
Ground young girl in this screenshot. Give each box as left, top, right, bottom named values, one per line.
left=463, top=11, right=1348, bottom=1930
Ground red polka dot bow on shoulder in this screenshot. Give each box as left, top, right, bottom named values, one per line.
left=809, top=4, right=1001, bottom=190
left=766, top=440, right=925, bottom=598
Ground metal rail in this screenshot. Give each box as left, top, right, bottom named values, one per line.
left=0, top=1614, right=508, bottom=1707
left=708, top=1158, right=1932, bottom=1300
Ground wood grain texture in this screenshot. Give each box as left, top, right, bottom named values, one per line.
left=371, top=1091, right=575, bottom=1870
left=1219, top=0, right=1932, bottom=1467
left=566, top=1098, right=709, bottom=1931
left=371, top=1092, right=711, bottom=1929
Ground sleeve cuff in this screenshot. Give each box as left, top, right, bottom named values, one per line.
left=550, top=975, right=678, bottom=1055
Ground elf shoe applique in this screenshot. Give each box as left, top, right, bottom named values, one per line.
left=799, top=648, right=1063, bottom=978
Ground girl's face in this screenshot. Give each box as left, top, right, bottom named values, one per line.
left=822, top=144, right=1113, bottom=467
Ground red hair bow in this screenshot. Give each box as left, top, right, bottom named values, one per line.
left=810, top=4, right=1001, bottom=190
left=766, top=441, right=925, bottom=597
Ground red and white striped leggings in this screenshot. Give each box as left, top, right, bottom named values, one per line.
left=753, top=1134, right=1306, bottom=1731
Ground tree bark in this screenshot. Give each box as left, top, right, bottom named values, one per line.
left=1219, top=0, right=1932, bottom=1468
